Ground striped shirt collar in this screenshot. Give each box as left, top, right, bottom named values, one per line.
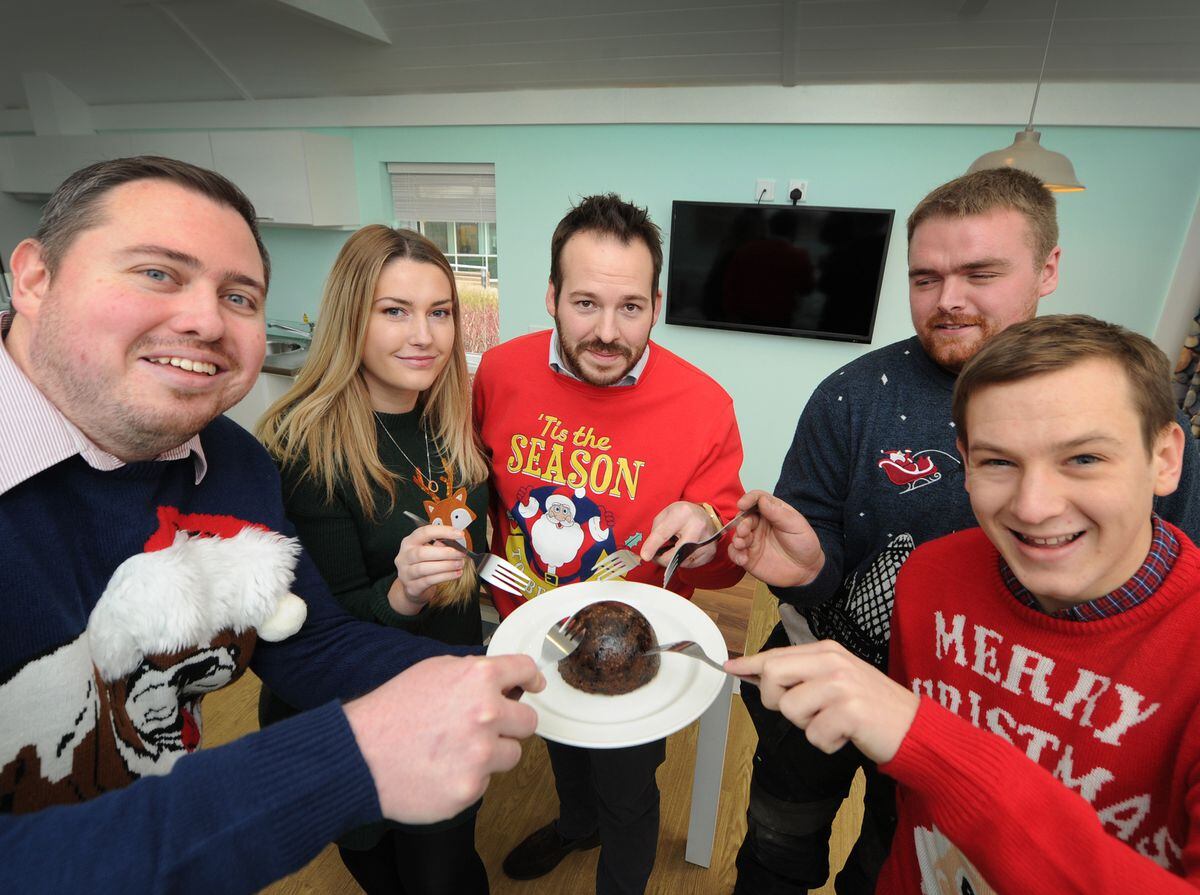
left=1001, top=514, right=1179, bottom=622
left=548, top=329, right=650, bottom=387
left=0, top=312, right=206, bottom=496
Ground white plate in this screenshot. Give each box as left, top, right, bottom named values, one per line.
left=486, top=580, right=727, bottom=748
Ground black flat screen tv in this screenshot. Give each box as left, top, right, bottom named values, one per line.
left=665, top=200, right=894, bottom=344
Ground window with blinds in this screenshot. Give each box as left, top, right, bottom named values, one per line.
left=387, top=162, right=499, bottom=358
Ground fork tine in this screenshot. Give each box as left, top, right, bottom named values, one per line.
left=482, top=564, right=527, bottom=595
left=495, top=565, right=531, bottom=590
left=484, top=556, right=531, bottom=587
left=662, top=556, right=680, bottom=590
left=591, top=551, right=627, bottom=575
left=592, top=550, right=638, bottom=581
left=483, top=574, right=522, bottom=596
left=592, top=561, right=629, bottom=582
left=490, top=569, right=528, bottom=594
left=507, top=572, right=532, bottom=592
left=590, top=561, right=616, bottom=579
left=591, top=556, right=619, bottom=575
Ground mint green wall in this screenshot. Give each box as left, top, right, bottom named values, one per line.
left=260, top=123, right=1200, bottom=489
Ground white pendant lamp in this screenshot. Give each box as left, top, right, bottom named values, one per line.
left=967, top=0, right=1085, bottom=192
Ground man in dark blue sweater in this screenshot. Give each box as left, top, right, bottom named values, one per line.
left=0, top=156, right=543, bottom=893
left=729, top=167, right=1200, bottom=895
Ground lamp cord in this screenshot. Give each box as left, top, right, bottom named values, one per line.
left=1027, top=0, right=1060, bottom=130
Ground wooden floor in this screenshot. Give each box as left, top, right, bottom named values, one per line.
left=203, top=579, right=863, bottom=894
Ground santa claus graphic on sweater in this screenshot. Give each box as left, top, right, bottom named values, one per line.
left=509, top=485, right=617, bottom=584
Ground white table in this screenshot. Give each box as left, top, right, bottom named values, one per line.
left=685, top=674, right=735, bottom=867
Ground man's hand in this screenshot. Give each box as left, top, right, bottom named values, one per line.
left=344, top=654, right=543, bottom=824
left=725, top=642, right=918, bottom=764
left=389, top=524, right=468, bottom=615
left=639, top=501, right=718, bottom=568
left=727, top=490, right=825, bottom=587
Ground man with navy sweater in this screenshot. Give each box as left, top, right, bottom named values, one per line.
left=0, top=156, right=543, bottom=893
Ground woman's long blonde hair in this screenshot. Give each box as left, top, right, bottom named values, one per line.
left=258, top=226, right=487, bottom=607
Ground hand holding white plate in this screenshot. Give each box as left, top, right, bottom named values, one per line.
left=486, top=580, right=727, bottom=748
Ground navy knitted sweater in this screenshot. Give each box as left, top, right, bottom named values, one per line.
left=0, top=415, right=461, bottom=893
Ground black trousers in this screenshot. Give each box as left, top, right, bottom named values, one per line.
left=337, top=816, right=488, bottom=895
left=733, top=623, right=898, bottom=895
left=546, top=737, right=667, bottom=895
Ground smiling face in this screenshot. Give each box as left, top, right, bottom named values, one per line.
left=8, top=179, right=267, bottom=460
left=961, top=358, right=1184, bottom=613
left=909, top=208, right=1059, bottom=373
left=547, top=231, right=661, bottom=387
left=359, top=257, right=455, bottom=413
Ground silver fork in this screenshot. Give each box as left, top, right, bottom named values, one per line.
left=402, top=510, right=532, bottom=597
left=540, top=615, right=584, bottom=669
left=643, top=640, right=759, bottom=684
left=661, top=507, right=756, bottom=590
left=508, top=615, right=584, bottom=700
left=590, top=549, right=641, bottom=582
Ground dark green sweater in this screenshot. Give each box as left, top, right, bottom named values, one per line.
left=278, top=408, right=488, bottom=647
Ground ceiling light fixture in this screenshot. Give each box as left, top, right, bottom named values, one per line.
left=967, top=0, right=1085, bottom=192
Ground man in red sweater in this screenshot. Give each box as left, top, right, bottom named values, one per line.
left=473, top=193, right=746, bottom=894
left=727, top=314, right=1199, bottom=892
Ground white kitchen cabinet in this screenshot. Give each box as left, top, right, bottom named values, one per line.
left=0, top=130, right=358, bottom=229
left=208, top=131, right=358, bottom=227
left=225, top=371, right=295, bottom=433
left=0, top=134, right=134, bottom=194
left=129, top=132, right=214, bottom=170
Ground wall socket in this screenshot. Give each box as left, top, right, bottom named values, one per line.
left=788, top=179, right=809, bottom=202
left=755, top=179, right=776, bottom=202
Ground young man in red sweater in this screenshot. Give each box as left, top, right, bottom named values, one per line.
left=727, top=314, right=1198, bottom=892
left=473, top=193, right=745, bottom=893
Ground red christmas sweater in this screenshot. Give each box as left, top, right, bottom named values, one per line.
left=877, top=524, right=1200, bottom=894
left=472, top=330, right=745, bottom=618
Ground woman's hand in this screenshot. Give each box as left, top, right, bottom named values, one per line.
left=388, top=524, right=468, bottom=615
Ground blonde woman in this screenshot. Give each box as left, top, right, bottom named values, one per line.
left=258, top=226, right=491, bottom=894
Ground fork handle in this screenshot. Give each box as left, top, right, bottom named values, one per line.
left=657, top=507, right=755, bottom=558
left=432, top=537, right=470, bottom=557
left=645, top=642, right=759, bottom=684
left=699, top=507, right=755, bottom=547
left=403, top=510, right=471, bottom=557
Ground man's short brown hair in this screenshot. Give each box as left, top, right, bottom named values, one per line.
left=35, top=155, right=270, bottom=287
left=907, top=168, right=1058, bottom=267
left=952, top=314, right=1176, bottom=452
left=549, top=193, right=663, bottom=301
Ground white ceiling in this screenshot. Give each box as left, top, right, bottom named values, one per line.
left=1, top=0, right=1198, bottom=111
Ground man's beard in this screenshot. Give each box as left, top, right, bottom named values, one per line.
left=915, top=313, right=997, bottom=373
left=555, top=318, right=644, bottom=387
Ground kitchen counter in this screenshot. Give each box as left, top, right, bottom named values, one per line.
left=262, top=323, right=312, bottom=376
left=261, top=347, right=308, bottom=377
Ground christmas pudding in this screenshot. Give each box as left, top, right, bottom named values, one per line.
left=559, top=600, right=660, bottom=695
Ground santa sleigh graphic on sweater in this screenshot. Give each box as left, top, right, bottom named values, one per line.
left=505, top=484, right=618, bottom=589
left=877, top=449, right=943, bottom=494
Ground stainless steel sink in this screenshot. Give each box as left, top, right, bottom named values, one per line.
left=265, top=339, right=304, bottom=355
